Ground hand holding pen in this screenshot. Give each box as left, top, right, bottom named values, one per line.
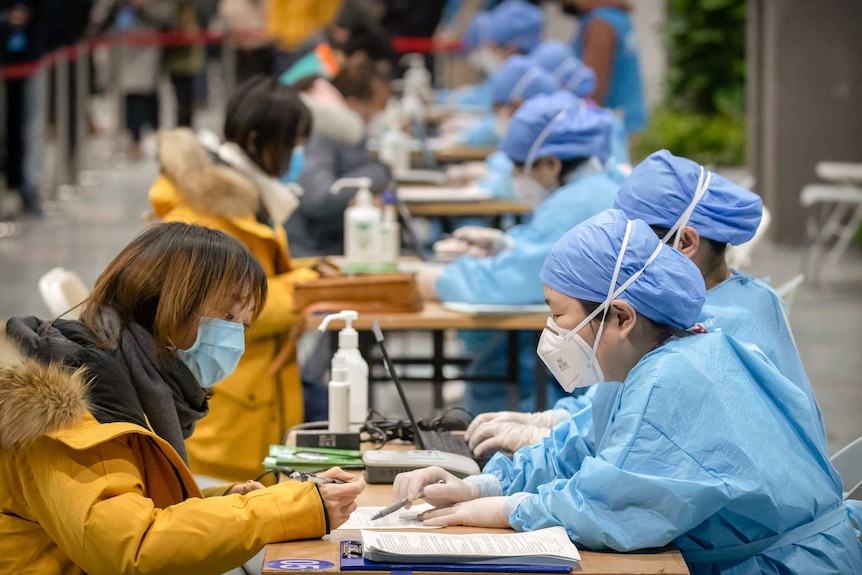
left=289, top=471, right=346, bottom=484
left=372, top=479, right=446, bottom=520
left=390, top=466, right=483, bottom=517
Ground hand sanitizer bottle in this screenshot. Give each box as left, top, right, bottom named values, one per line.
left=332, top=177, right=378, bottom=274
left=379, top=193, right=400, bottom=272
left=318, top=310, right=369, bottom=430
left=327, top=355, right=350, bottom=433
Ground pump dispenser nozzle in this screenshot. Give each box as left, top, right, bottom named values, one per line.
left=330, top=177, right=373, bottom=196
left=319, top=310, right=359, bottom=350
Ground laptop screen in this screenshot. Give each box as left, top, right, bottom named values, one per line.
left=370, top=320, right=427, bottom=449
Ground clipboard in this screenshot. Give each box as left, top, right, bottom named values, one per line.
left=339, top=540, right=572, bottom=573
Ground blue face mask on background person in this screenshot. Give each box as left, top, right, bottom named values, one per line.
left=177, top=318, right=245, bottom=388
left=280, top=147, right=305, bottom=183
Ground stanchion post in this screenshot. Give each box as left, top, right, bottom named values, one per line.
left=53, top=47, right=72, bottom=199
left=74, top=41, right=90, bottom=179
left=221, top=33, right=237, bottom=99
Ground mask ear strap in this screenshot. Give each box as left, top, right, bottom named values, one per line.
left=552, top=57, right=577, bottom=81
left=589, top=219, right=633, bottom=354
left=523, top=99, right=577, bottom=176
left=662, top=166, right=713, bottom=249
left=509, top=67, right=541, bottom=102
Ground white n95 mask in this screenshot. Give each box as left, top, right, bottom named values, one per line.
left=537, top=316, right=604, bottom=392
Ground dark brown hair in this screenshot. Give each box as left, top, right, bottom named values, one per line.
left=224, top=75, right=312, bottom=177
left=331, top=59, right=391, bottom=101
left=80, top=223, right=267, bottom=355
left=577, top=298, right=688, bottom=348
left=650, top=224, right=728, bottom=279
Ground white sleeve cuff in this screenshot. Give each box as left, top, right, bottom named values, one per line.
left=502, top=492, right=531, bottom=517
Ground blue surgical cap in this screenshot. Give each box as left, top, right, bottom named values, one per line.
left=530, top=40, right=596, bottom=98
left=541, top=209, right=706, bottom=329
left=487, top=0, right=545, bottom=53
left=490, top=55, right=558, bottom=105
left=499, top=90, right=613, bottom=164
left=463, top=12, right=491, bottom=52
left=614, top=150, right=763, bottom=246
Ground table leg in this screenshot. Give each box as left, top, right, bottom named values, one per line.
left=432, top=330, right=445, bottom=410
left=506, top=330, right=519, bottom=410
left=533, top=330, right=547, bottom=411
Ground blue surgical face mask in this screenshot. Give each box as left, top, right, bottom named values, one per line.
left=280, top=147, right=305, bottom=183
left=176, top=318, right=245, bottom=388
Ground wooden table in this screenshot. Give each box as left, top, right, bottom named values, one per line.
left=430, top=145, right=497, bottom=163
left=405, top=199, right=532, bottom=219
left=310, top=302, right=549, bottom=412
left=262, top=485, right=690, bottom=575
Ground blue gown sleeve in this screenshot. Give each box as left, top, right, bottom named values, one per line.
left=477, top=151, right=514, bottom=199
left=460, top=114, right=498, bottom=148
left=438, top=79, right=493, bottom=110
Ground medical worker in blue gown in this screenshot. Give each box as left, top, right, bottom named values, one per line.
left=454, top=56, right=559, bottom=199
left=395, top=209, right=862, bottom=575
left=437, top=0, right=545, bottom=110
left=530, top=39, right=628, bottom=165
left=417, top=91, right=624, bottom=414
left=465, top=150, right=827, bottom=458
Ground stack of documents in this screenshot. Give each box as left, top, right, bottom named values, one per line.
left=360, top=526, right=580, bottom=566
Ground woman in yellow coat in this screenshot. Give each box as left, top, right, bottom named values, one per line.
left=148, top=77, right=323, bottom=481
left=1, top=223, right=364, bottom=574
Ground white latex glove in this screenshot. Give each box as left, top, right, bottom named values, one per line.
left=452, top=226, right=514, bottom=255
left=466, top=420, right=551, bottom=456
left=433, top=237, right=490, bottom=260
left=418, top=496, right=510, bottom=528
left=392, top=466, right=480, bottom=509
left=465, top=409, right=564, bottom=439
left=446, top=162, right=487, bottom=184
left=415, top=262, right=445, bottom=300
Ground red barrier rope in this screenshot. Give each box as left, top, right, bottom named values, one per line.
left=1, top=30, right=461, bottom=81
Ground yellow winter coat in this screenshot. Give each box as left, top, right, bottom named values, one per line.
left=266, top=0, right=343, bottom=50
left=149, top=129, right=319, bottom=481
left=0, top=339, right=327, bottom=575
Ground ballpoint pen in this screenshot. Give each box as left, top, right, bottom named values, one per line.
left=288, top=471, right=346, bottom=484
left=371, top=479, right=445, bottom=520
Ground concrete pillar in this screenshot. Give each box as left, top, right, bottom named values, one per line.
left=748, top=0, right=862, bottom=244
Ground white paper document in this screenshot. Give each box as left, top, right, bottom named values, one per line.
left=360, top=526, right=580, bottom=565
left=338, top=503, right=442, bottom=530
left=397, top=186, right=492, bottom=203
left=442, top=302, right=551, bottom=315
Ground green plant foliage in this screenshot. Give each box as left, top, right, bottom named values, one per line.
left=636, top=0, right=747, bottom=165
left=632, top=109, right=745, bottom=166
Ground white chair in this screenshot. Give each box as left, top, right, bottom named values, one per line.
left=799, top=164, right=862, bottom=280
left=726, top=206, right=772, bottom=270
left=38, top=267, right=90, bottom=320
left=775, top=273, right=805, bottom=315
left=831, top=435, right=862, bottom=500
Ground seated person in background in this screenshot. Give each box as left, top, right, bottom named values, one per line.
left=419, top=91, right=623, bottom=414
left=1, top=223, right=365, bottom=574
left=438, top=0, right=545, bottom=110
left=149, top=76, right=322, bottom=481
left=448, top=55, right=559, bottom=199
left=468, top=149, right=827, bottom=456
left=285, top=60, right=393, bottom=257
left=529, top=39, right=629, bottom=165
left=395, top=210, right=862, bottom=575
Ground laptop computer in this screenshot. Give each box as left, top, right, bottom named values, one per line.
left=370, top=320, right=496, bottom=469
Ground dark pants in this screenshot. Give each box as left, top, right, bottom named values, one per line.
left=236, top=46, right=275, bottom=86
left=125, top=93, right=159, bottom=143
left=170, top=74, right=195, bottom=128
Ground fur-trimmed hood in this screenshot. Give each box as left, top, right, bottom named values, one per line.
left=155, top=128, right=261, bottom=219
left=0, top=336, right=90, bottom=451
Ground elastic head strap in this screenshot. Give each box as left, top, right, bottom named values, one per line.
left=523, top=98, right=579, bottom=175
left=552, top=57, right=577, bottom=81
left=509, top=66, right=541, bottom=102
left=662, top=166, right=713, bottom=250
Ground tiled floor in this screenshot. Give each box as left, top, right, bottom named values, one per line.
left=1, top=116, right=860, bottom=456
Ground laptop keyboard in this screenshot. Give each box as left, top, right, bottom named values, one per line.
left=417, top=429, right=494, bottom=469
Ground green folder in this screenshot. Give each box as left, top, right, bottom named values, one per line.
left=263, top=445, right=364, bottom=472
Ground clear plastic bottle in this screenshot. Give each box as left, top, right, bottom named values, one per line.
left=379, top=105, right=412, bottom=175
left=332, top=177, right=379, bottom=274
left=319, top=311, right=369, bottom=431
left=379, top=193, right=400, bottom=273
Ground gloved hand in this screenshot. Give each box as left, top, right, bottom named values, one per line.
left=432, top=237, right=492, bottom=260
left=418, top=496, right=510, bottom=528
left=465, top=409, right=566, bottom=438
left=392, top=466, right=480, bottom=509
left=446, top=162, right=487, bottom=184
left=452, top=226, right=514, bottom=255
left=466, top=420, right=551, bottom=456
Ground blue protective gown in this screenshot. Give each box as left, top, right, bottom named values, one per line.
left=436, top=166, right=624, bottom=413
left=700, top=270, right=828, bottom=450
left=573, top=8, right=646, bottom=133
left=477, top=150, right=515, bottom=200
left=435, top=78, right=494, bottom=111
left=460, top=113, right=499, bottom=148
left=483, top=333, right=862, bottom=574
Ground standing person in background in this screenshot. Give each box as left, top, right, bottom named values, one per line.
left=564, top=0, right=646, bottom=134
left=284, top=60, right=392, bottom=257
left=266, top=0, right=343, bottom=74
left=90, top=0, right=177, bottom=159
left=148, top=76, right=324, bottom=481
left=0, top=0, right=47, bottom=216
left=218, top=0, right=274, bottom=85
left=165, top=0, right=204, bottom=129
left=1, top=222, right=365, bottom=575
